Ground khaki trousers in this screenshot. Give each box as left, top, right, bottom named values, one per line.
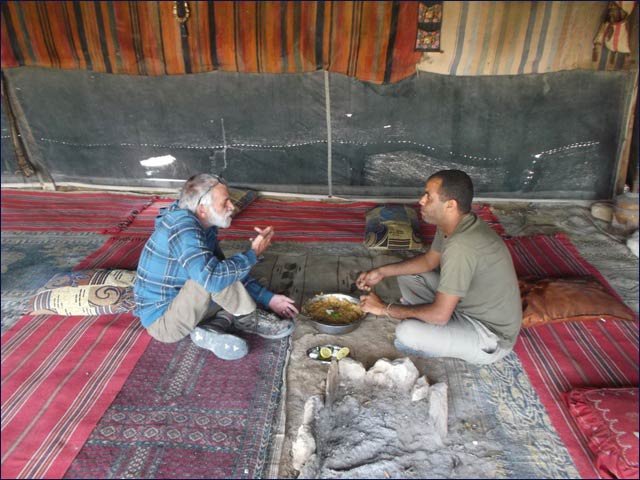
left=394, top=272, right=511, bottom=365
left=146, top=280, right=256, bottom=343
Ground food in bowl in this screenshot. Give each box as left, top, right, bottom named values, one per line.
left=303, top=294, right=364, bottom=325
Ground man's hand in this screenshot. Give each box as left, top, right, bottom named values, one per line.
left=251, top=226, right=274, bottom=256
left=355, top=269, right=384, bottom=291
left=359, top=292, right=387, bottom=316
left=268, top=294, right=299, bottom=319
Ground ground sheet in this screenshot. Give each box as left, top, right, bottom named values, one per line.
left=1, top=190, right=637, bottom=479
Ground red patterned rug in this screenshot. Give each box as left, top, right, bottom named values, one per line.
left=506, top=234, right=639, bottom=479
left=74, top=237, right=148, bottom=270
left=106, top=197, right=504, bottom=242
left=1, top=313, right=150, bottom=479
left=74, top=199, right=503, bottom=271
left=66, top=219, right=293, bottom=478
left=0, top=190, right=156, bottom=234
left=64, top=329, right=289, bottom=478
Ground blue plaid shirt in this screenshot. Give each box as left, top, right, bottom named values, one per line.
left=134, top=201, right=273, bottom=327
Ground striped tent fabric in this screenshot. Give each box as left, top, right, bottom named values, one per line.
left=417, top=1, right=633, bottom=75
left=0, top=1, right=422, bottom=84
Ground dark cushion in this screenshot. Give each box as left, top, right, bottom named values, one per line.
left=364, top=204, right=423, bottom=251
left=229, top=188, right=258, bottom=215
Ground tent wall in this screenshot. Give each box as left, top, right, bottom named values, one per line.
left=417, top=1, right=635, bottom=76
left=2, top=66, right=633, bottom=199
left=0, top=1, right=421, bottom=83
left=1, top=1, right=637, bottom=199
left=1, top=102, right=13, bottom=174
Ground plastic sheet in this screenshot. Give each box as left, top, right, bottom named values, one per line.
left=2, top=67, right=633, bottom=199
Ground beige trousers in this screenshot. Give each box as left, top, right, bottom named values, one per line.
left=394, top=272, right=512, bottom=365
left=146, top=280, right=256, bottom=343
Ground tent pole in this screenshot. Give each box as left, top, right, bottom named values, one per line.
left=324, top=70, right=333, bottom=198
left=613, top=70, right=638, bottom=195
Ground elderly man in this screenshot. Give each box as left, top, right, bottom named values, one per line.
left=134, top=173, right=298, bottom=360
left=357, top=169, right=521, bottom=365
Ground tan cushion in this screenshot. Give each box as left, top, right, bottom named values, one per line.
left=518, top=277, right=636, bottom=328
left=27, top=269, right=135, bottom=316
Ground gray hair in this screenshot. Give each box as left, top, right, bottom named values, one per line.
left=178, top=174, right=226, bottom=213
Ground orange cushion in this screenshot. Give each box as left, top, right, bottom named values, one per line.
left=518, top=277, right=636, bottom=328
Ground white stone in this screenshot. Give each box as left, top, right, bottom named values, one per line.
left=411, top=376, right=430, bottom=402
left=302, top=395, right=323, bottom=425
left=293, top=395, right=324, bottom=471
left=297, top=454, right=320, bottom=478
left=626, top=229, right=639, bottom=258
left=292, top=424, right=316, bottom=471
left=292, top=357, right=457, bottom=475
left=428, top=382, right=448, bottom=440
left=590, top=202, right=613, bottom=223
left=365, top=357, right=419, bottom=391
left=338, top=358, right=366, bottom=385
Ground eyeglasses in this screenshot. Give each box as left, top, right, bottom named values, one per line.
left=196, top=175, right=227, bottom=208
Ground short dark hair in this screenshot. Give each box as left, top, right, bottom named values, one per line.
left=428, top=169, right=474, bottom=214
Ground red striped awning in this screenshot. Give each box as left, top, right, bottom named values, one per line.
left=0, top=1, right=422, bottom=84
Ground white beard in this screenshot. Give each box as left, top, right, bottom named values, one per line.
left=207, top=208, right=233, bottom=228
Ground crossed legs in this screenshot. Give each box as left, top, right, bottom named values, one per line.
left=146, top=280, right=256, bottom=343
left=394, top=272, right=508, bottom=365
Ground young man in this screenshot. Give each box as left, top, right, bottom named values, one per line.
left=357, top=169, right=521, bottom=364
left=134, top=173, right=298, bottom=360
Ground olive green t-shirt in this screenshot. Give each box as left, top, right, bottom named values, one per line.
left=431, top=213, right=522, bottom=348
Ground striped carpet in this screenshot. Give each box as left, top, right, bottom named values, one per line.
left=118, top=197, right=505, bottom=242
left=0, top=191, right=504, bottom=243
left=507, top=234, right=639, bottom=479
left=0, top=190, right=156, bottom=234
left=73, top=199, right=503, bottom=270
left=0, top=313, right=151, bottom=478
left=74, top=236, right=147, bottom=271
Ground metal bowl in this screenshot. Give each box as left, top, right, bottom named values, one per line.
left=301, top=293, right=366, bottom=335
